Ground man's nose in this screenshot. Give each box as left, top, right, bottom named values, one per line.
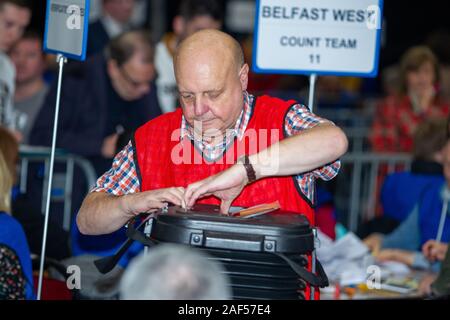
left=194, top=96, right=208, bottom=117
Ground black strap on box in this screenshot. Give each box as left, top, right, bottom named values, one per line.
left=94, top=213, right=156, bottom=274
left=275, top=253, right=329, bottom=288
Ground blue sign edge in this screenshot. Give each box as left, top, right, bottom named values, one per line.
left=43, top=0, right=90, bottom=61
left=252, top=0, right=384, bottom=78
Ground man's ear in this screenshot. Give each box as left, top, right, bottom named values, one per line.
left=239, top=64, right=250, bottom=91
left=107, top=59, right=119, bottom=79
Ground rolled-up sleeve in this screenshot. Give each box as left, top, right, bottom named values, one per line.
left=91, top=141, right=141, bottom=196
left=284, top=104, right=341, bottom=203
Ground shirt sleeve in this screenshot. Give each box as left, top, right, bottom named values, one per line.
left=411, top=252, right=435, bottom=270
left=284, top=104, right=341, bottom=203
left=381, top=205, right=421, bottom=251
left=91, top=141, right=141, bottom=195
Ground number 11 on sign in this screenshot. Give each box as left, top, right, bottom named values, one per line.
left=309, top=54, right=321, bottom=64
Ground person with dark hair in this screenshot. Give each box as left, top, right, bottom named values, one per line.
left=9, top=31, right=48, bottom=144
left=0, top=0, right=30, bottom=52
left=370, top=46, right=450, bottom=153
left=361, top=118, right=447, bottom=238
left=364, top=140, right=450, bottom=271
left=30, top=30, right=162, bottom=176
left=0, top=0, right=31, bottom=131
left=155, top=0, right=223, bottom=113
left=87, top=0, right=137, bottom=57
left=382, top=119, right=448, bottom=220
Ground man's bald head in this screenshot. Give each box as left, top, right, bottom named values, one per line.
left=174, top=29, right=244, bottom=74
left=173, top=29, right=249, bottom=138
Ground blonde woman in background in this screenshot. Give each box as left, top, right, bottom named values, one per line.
left=0, top=126, right=33, bottom=299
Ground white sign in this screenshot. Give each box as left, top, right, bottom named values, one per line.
left=43, top=0, right=90, bottom=61
left=253, top=0, right=383, bottom=77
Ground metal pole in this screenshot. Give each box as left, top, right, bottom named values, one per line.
left=63, top=157, right=75, bottom=231
left=19, top=158, right=28, bottom=194
left=308, top=73, right=317, bottom=299
left=436, top=200, right=448, bottom=243
left=308, top=74, right=317, bottom=112
left=37, top=54, right=67, bottom=300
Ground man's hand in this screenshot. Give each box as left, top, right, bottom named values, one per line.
left=418, top=273, right=438, bottom=296
left=121, top=187, right=186, bottom=217
left=375, top=249, right=415, bottom=266
left=184, top=164, right=248, bottom=214
left=422, top=240, right=448, bottom=262
left=78, top=187, right=186, bottom=235
left=363, top=233, right=383, bottom=255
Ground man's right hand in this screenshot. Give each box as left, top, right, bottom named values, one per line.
left=121, top=187, right=186, bottom=217
left=422, top=240, right=448, bottom=262
left=363, top=233, right=383, bottom=255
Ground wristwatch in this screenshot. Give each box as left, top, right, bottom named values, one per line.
left=238, top=155, right=257, bottom=184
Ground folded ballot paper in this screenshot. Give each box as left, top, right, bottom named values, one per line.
left=230, top=201, right=281, bottom=218
left=316, top=231, right=373, bottom=286
left=316, top=231, right=412, bottom=288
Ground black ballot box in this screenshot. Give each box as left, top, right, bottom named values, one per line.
left=143, top=204, right=328, bottom=300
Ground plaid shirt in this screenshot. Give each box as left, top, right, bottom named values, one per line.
left=370, top=95, right=450, bottom=152
left=93, top=92, right=341, bottom=203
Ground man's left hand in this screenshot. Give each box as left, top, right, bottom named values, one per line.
left=184, top=163, right=249, bottom=214
left=375, top=249, right=415, bottom=266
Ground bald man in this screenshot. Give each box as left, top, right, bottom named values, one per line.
left=77, top=29, right=347, bottom=238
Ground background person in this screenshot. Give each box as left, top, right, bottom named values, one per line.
left=9, top=31, right=48, bottom=144
left=120, top=244, right=231, bottom=300
left=370, top=46, right=450, bottom=153
left=155, top=0, right=223, bottom=113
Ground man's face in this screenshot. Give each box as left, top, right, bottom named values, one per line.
left=108, top=52, right=155, bottom=101
left=103, top=0, right=135, bottom=24
left=176, top=52, right=249, bottom=138
left=182, top=15, right=221, bottom=40
left=10, top=38, right=45, bottom=84
left=0, top=3, right=31, bottom=52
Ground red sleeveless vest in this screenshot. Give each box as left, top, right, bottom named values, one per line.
left=133, top=95, right=315, bottom=224
left=134, top=95, right=321, bottom=299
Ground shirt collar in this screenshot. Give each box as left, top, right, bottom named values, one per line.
left=180, top=91, right=253, bottom=145
left=101, top=14, right=130, bottom=39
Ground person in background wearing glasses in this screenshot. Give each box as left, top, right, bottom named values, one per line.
left=30, top=30, right=162, bottom=177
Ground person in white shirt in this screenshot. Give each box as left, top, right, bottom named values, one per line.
left=9, top=31, right=48, bottom=144
left=155, top=0, right=223, bottom=114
